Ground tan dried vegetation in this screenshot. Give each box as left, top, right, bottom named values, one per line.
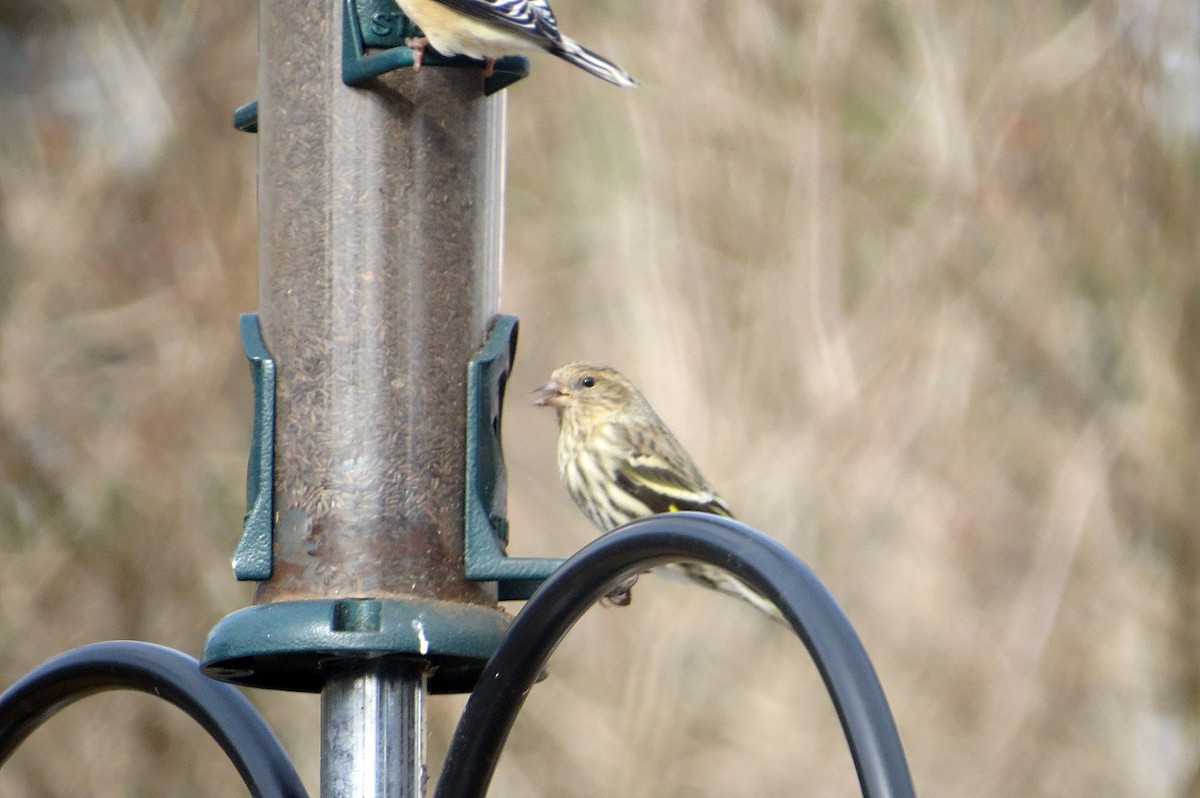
left=0, top=0, right=1198, bottom=795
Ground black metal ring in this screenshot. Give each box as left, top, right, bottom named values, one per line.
left=435, top=511, right=915, bottom=798
left=0, top=641, right=308, bottom=798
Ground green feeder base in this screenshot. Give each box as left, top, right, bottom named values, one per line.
left=202, top=597, right=510, bottom=694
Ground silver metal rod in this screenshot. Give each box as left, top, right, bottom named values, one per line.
left=321, top=660, right=428, bottom=798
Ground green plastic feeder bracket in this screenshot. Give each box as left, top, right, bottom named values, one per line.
left=233, top=314, right=275, bottom=581
left=464, top=315, right=564, bottom=600
left=232, top=0, right=530, bottom=134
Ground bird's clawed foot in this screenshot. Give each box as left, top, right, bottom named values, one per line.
left=405, top=36, right=429, bottom=71
left=600, top=574, right=640, bottom=608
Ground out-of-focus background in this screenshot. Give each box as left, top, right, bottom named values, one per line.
left=1, top=0, right=1198, bottom=795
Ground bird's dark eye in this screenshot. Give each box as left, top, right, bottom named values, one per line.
left=580, top=376, right=595, bottom=388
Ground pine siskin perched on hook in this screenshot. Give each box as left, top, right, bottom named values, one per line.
left=534, top=362, right=786, bottom=625
left=397, top=0, right=638, bottom=87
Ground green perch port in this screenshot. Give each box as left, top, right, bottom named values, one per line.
left=464, top=315, right=565, bottom=600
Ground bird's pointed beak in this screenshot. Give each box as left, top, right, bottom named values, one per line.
left=532, top=379, right=567, bottom=407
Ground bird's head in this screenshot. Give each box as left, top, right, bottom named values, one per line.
left=533, top=361, right=638, bottom=423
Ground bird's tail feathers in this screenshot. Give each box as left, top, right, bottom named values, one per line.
left=667, top=562, right=789, bottom=626
left=550, top=38, right=638, bottom=87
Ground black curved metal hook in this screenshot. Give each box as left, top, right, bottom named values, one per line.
left=435, top=512, right=916, bottom=798
left=0, top=641, right=309, bottom=798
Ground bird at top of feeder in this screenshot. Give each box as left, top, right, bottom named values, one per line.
left=398, top=0, right=638, bottom=87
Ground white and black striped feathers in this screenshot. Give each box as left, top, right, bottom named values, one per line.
left=396, top=0, right=638, bottom=86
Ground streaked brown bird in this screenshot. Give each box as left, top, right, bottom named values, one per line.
left=534, top=361, right=786, bottom=625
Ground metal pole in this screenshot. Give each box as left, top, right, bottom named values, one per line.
left=322, top=661, right=427, bottom=798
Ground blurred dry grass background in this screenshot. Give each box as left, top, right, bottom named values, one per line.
left=0, top=0, right=1198, bottom=795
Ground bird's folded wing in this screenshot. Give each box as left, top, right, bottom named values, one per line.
left=426, top=0, right=562, bottom=44
left=615, top=458, right=733, bottom=517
